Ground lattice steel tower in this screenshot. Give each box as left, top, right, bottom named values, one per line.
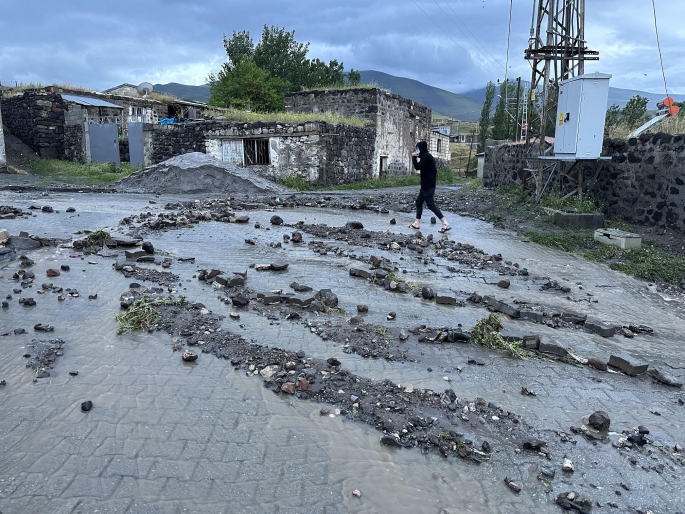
left=524, top=0, right=598, bottom=152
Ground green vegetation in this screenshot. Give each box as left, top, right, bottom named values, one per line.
left=525, top=229, right=685, bottom=285
left=375, top=325, right=393, bottom=340
left=208, top=25, right=361, bottom=111
left=83, top=230, right=111, bottom=249
left=461, top=178, right=483, bottom=191
left=28, top=158, right=140, bottom=186
left=496, top=184, right=597, bottom=214
left=116, top=296, right=187, bottom=335
left=477, top=82, right=496, bottom=153
left=279, top=168, right=461, bottom=192
left=206, top=107, right=368, bottom=127
left=605, top=94, right=685, bottom=138
left=471, top=313, right=532, bottom=359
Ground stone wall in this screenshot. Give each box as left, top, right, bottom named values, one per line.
left=1, top=90, right=67, bottom=158
left=483, top=133, right=685, bottom=232
left=64, top=125, right=86, bottom=163
left=0, top=107, right=6, bottom=172
left=144, top=119, right=377, bottom=185
left=285, top=88, right=431, bottom=177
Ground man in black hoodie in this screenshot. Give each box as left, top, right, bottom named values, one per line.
left=410, top=140, right=451, bottom=232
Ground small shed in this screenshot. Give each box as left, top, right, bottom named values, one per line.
left=62, top=94, right=124, bottom=126
left=476, top=152, right=485, bottom=178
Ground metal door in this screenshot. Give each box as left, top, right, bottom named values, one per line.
left=222, top=140, right=244, bottom=166
left=89, top=123, right=120, bottom=165
left=128, top=122, right=145, bottom=167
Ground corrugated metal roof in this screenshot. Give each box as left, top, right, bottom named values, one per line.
left=61, top=94, right=123, bottom=109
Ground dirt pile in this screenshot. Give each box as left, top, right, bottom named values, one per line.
left=115, top=152, right=287, bottom=195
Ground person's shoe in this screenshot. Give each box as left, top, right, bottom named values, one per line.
left=438, top=225, right=451, bottom=233
left=409, top=223, right=420, bottom=229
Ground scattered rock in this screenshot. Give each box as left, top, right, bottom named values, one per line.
left=281, top=382, right=296, bottom=394
left=648, top=368, right=683, bottom=388
left=270, top=215, right=284, bottom=226
left=291, top=231, right=303, bottom=243
left=352, top=489, right=361, bottom=498
left=142, top=241, right=154, bottom=254
left=182, top=350, right=198, bottom=362
left=69, top=371, right=79, bottom=376
left=81, top=401, right=93, bottom=412
left=562, top=458, right=575, bottom=472
left=588, top=410, right=610, bottom=431
left=357, top=304, right=368, bottom=313
left=497, top=279, right=510, bottom=289
left=46, top=268, right=60, bottom=277
left=587, top=358, right=607, bottom=371
left=60, top=265, right=70, bottom=272
left=380, top=434, right=402, bottom=447
left=315, top=289, right=338, bottom=308
left=346, top=221, right=364, bottom=230
left=33, top=323, right=54, bottom=332
left=504, top=477, right=521, bottom=493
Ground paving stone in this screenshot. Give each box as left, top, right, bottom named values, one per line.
left=584, top=318, right=616, bottom=337
left=435, top=291, right=457, bottom=305
left=349, top=268, right=371, bottom=279
left=648, top=368, right=682, bottom=388
left=608, top=354, right=649, bottom=376
left=538, top=340, right=569, bottom=358
left=562, top=311, right=587, bottom=324
left=519, top=310, right=544, bottom=323
left=482, top=296, right=520, bottom=318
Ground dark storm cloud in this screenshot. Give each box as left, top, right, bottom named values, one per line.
left=0, top=0, right=681, bottom=94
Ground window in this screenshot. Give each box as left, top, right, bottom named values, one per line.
left=243, top=139, right=270, bottom=165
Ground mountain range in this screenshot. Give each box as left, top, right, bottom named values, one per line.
left=154, top=71, right=684, bottom=122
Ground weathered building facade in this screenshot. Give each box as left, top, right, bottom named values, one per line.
left=143, top=120, right=377, bottom=185
left=0, top=107, right=6, bottom=172
left=285, top=88, right=435, bottom=178
left=429, top=130, right=451, bottom=169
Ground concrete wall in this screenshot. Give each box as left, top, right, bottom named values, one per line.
left=429, top=131, right=451, bottom=169
left=483, top=132, right=685, bottom=233
left=0, top=107, right=6, bottom=172
left=1, top=90, right=67, bottom=159
left=143, top=119, right=377, bottom=186
left=285, top=88, right=431, bottom=177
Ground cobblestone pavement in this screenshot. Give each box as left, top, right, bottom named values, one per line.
left=0, top=192, right=683, bottom=513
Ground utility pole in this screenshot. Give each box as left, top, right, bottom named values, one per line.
left=523, top=0, right=598, bottom=159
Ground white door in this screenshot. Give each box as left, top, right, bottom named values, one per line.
left=222, top=140, right=244, bottom=166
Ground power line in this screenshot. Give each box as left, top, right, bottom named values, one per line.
left=504, top=0, right=513, bottom=83
left=411, top=0, right=498, bottom=79
left=432, top=0, right=506, bottom=76
left=651, top=0, right=668, bottom=98
left=442, top=0, right=506, bottom=72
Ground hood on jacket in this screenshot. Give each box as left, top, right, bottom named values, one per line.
left=416, top=141, right=429, bottom=155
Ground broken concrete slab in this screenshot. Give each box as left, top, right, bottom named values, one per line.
left=553, top=211, right=605, bottom=230
left=647, top=368, right=682, bottom=388
left=519, top=310, right=544, bottom=323
left=521, top=335, right=540, bottom=350
left=608, top=354, right=649, bottom=376
left=482, top=296, right=520, bottom=318
left=349, top=268, right=372, bottom=279
left=125, top=250, right=147, bottom=260
left=594, top=228, right=642, bottom=250
left=435, top=291, right=457, bottom=305
left=7, top=236, right=42, bottom=251
left=287, top=295, right=316, bottom=308
left=257, top=293, right=282, bottom=306
left=562, top=311, right=588, bottom=324
left=538, top=340, right=569, bottom=358
left=584, top=318, right=615, bottom=338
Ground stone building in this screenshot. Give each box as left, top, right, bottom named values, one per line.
left=0, top=107, right=6, bottom=172
left=285, top=88, right=437, bottom=178
left=0, top=86, right=208, bottom=163
left=143, top=120, right=377, bottom=185
left=429, top=130, right=451, bottom=169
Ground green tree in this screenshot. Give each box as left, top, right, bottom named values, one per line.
left=604, top=104, right=621, bottom=135
left=491, top=80, right=519, bottom=141
left=222, top=30, right=254, bottom=70
left=347, top=69, right=361, bottom=87
left=208, top=59, right=287, bottom=112
left=219, top=25, right=351, bottom=92
left=477, top=81, right=496, bottom=152
left=622, top=95, right=649, bottom=128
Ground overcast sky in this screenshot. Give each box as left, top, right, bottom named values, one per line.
left=0, top=0, right=682, bottom=95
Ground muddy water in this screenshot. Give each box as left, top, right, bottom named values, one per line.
left=1, top=191, right=683, bottom=512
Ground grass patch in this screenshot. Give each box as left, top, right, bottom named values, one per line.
left=375, top=325, right=393, bottom=340
left=116, top=295, right=186, bottom=335
left=83, top=230, right=110, bottom=249
left=279, top=168, right=457, bottom=192
left=28, top=158, right=140, bottom=186
left=461, top=178, right=482, bottom=191
left=205, top=107, right=369, bottom=128
left=539, top=192, right=598, bottom=214
left=525, top=229, right=685, bottom=285
left=471, top=313, right=532, bottom=359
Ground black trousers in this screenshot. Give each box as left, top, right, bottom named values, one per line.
left=415, top=187, right=443, bottom=219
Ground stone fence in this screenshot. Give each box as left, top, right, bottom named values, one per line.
left=483, top=133, right=685, bottom=232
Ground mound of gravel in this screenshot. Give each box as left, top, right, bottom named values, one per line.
left=116, top=152, right=286, bottom=195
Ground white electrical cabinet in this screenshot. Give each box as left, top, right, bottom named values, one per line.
left=553, top=72, right=611, bottom=160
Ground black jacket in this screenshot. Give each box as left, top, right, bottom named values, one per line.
left=412, top=141, right=437, bottom=190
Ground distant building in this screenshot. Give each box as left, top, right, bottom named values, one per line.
left=431, top=125, right=450, bottom=135
left=429, top=130, right=451, bottom=169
